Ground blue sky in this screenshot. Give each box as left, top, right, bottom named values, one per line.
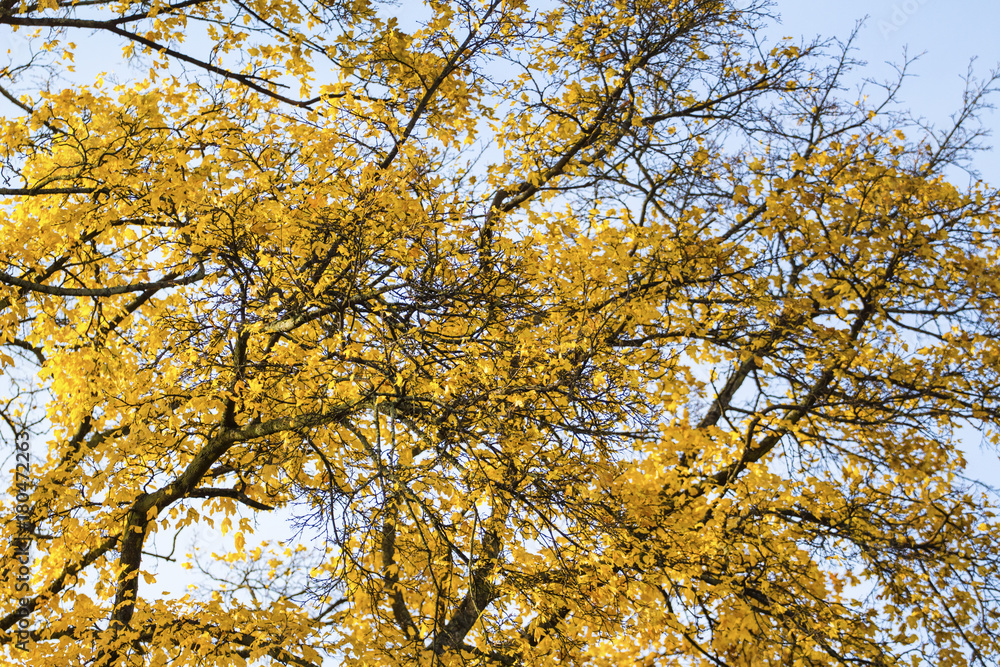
left=773, top=1, right=1000, bottom=183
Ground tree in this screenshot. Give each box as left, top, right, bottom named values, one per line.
left=1, top=0, right=999, bottom=664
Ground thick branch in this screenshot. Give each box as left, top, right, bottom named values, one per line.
left=0, top=265, right=205, bottom=297
left=188, top=487, right=275, bottom=511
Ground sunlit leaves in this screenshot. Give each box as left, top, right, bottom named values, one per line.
left=0, top=0, right=999, bottom=666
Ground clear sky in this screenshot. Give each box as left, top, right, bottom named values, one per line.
left=772, top=1, right=1000, bottom=183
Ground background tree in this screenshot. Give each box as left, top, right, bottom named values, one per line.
left=1, top=0, right=1000, bottom=665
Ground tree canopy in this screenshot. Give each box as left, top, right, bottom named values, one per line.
left=2, top=0, right=1000, bottom=665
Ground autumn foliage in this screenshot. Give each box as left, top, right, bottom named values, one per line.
left=1, top=0, right=999, bottom=665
